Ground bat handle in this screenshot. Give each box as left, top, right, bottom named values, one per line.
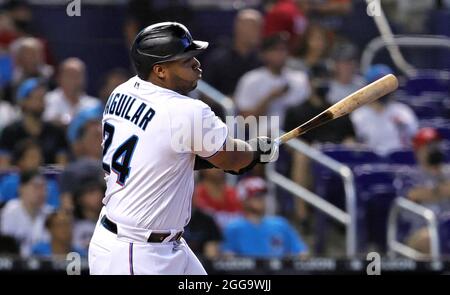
left=275, top=126, right=305, bottom=146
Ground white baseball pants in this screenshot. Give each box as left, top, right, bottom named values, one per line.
left=88, top=215, right=207, bottom=275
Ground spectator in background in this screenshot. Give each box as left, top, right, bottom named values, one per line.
left=263, top=0, right=308, bottom=54
left=287, top=23, right=331, bottom=76
left=1, top=1, right=54, bottom=66
left=31, top=211, right=76, bottom=258
left=350, top=64, right=419, bottom=156
left=0, top=78, right=68, bottom=167
left=203, top=9, right=263, bottom=97
left=284, top=74, right=355, bottom=223
left=222, top=176, right=308, bottom=258
left=72, top=181, right=104, bottom=257
left=59, top=106, right=103, bottom=212
left=184, top=204, right=223, bottom=259
left=235, top=32, right=310, bottom=136
left=0, top=170, right=53, bottom=256
left=326, top=42, right=364, bottom=104
left=9, top=37, right=53, bottom=92
left=98, top=68, right=130, bottom=104
left=0, top=139, right=60, bottom=208
left=194, top=169, right=242, bottom=230
left=43, top=58, right=101, bottom=126
left=0, top=94, right=20, bottom=138
left=285, top=76, right=355, bottom=145
left=401, top=128, right=450, bottom=255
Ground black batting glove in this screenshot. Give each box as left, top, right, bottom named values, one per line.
left=194, top=155, right=216, bottom=170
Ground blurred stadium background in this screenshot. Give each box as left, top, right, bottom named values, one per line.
left=0, top=0, right=449, bottom=274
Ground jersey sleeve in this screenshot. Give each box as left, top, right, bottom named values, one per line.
left=170, top=98, right=228, bottom=158
left=194, top=103, right=228, bottom=158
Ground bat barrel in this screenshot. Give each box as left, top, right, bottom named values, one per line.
left=276, top=74, right=398, bottom=145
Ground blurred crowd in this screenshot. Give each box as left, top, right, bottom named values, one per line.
left=0, top=0, right=449, bottom=260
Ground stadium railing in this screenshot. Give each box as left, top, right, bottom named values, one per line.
left=266, top=137, right=357, bottom=257
left=360, top=35, right=450, bottom=76
left=387, top=197, right=441, bottom=261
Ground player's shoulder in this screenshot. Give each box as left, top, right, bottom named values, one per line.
left=167, top=93, right=212, bottom=117
left=111, top=76, right=137, bottom=93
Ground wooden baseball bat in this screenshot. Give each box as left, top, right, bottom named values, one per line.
left=275, top=74, right=399, bottom=145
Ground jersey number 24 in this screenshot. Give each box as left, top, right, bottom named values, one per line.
left=102, top=122, right=138, bottom=186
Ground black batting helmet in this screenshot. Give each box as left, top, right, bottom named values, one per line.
left=130, top=22, right=209, bottom=79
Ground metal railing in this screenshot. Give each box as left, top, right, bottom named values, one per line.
left=364, top=0, right=416, bottom=76
left=387, top=197, right=441, bottom=261
left=266, top=137, right=357, bottom=257
left=360, top=35, right=450, bottom=77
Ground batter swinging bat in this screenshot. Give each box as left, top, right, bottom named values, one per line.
left=275, top=74, right=399, bottom=145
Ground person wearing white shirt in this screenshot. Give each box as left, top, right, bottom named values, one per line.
left=234, top=32, right=310, bottom=137
left=43, top=58, right=100, bottom=125
left=0, top=170, right=53, bottom=256
left=350, top=64, right=419, bottom=156
left=326, top=42, right=364, bottom=104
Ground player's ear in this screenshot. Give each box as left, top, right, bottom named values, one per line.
left=152, top=64, right=166, bottom=80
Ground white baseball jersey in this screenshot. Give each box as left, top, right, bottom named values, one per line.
left=101, top=76, right=228, bottom=233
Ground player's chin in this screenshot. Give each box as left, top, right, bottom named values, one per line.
left=190, top=77, right=200, bottom=89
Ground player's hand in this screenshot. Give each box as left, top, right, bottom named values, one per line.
left=225, top=136, right=278, bottom=175
left=248, top=136, right=278, bottom=164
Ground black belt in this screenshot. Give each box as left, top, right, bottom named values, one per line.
left=101, top=215, right=183, bottom=243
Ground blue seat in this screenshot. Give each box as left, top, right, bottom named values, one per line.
left=355, top=164, right=411, bottom=251
left=403, top=70, right=450, bottom=96
left=320, top=144, right=383, bottom=167
left=364, top=185, right=398, bottom=251
left=438, top=213, right=450, bottom=254
left=387, top=149, right=417, bottom=165
left=437, top=127, right=450, bottom=142
left=409, top=102, right=443, bottom=119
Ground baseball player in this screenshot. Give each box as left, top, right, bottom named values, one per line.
left=88, top=22, right=276, bottom=275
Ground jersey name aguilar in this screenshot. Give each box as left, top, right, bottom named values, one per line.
left=103, top=92, right=155, bottom=131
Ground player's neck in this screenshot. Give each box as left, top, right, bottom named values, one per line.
left=147, top=76, right=171, bottom=91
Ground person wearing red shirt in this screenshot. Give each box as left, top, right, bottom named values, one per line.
left=194, top=169, right=242, bottom=229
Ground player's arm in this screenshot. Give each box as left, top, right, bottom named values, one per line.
left=206, top=137, right=253, bottom=172
left=195, top=136, right=276, bottom=174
